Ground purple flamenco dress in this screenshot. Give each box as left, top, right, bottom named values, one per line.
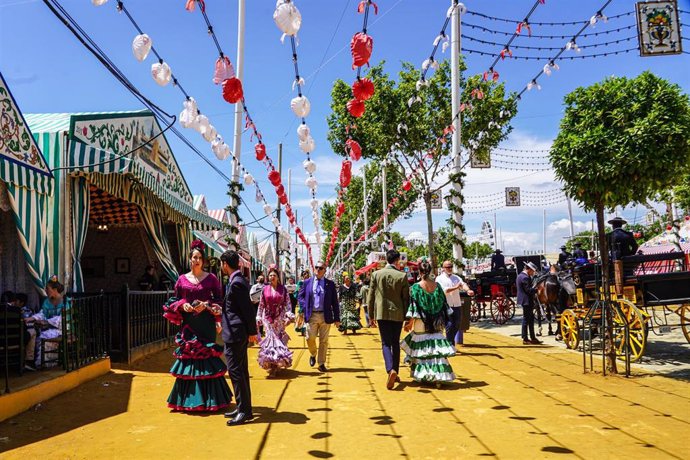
left=163, top=274, right=232, bottom=412
left=257, top=284, right=294, bottom=374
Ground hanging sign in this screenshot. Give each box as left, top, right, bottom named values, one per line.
left=636, top=1, right=683, bottom=56
left=470, top=151, right=491, bottom=169
left=430, top=190, right=443, bottom=209
left=505, top=187, right=520, bottom=207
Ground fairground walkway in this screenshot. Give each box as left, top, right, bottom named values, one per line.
left=1, top=324, right=688, bottom=459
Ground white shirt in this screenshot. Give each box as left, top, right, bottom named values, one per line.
left=436, top=272, right=464, bottom=307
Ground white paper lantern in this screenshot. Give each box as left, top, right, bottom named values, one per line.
left=212, top=136, right=230, bottom=161
left=310, top=198, right=319, bottom=209
left=92, top=0, right=108, bottom=5
left=243, top=172, right=254, bottom=185
left=273, top=0, right=302, bottom=41
left=290, top=95, right=311, bottom=118
left=151, top=61, right=172, bottom=86
left=255, top=188, right=263, bottom=203
left=272, top=217, right=281, bottom=228
left=132, top=34, right=152, bottom=62
left=303, top=159, right=316, bottom=174
left=264, top=204, right=274, bottom=216
left=299, top=136, right=316, bottom=154
left=297, top=123, right=310, bottom=141
left=305, top=176, right=318, bottom=190
left=179, top=98, right=198, bottom=129
left=201, top=123, right=217, bottom=143
left=194, top=114, right=210, bottom=135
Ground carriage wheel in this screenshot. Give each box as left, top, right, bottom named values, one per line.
left=680, top=304, right=690, bottom=344
left=560, top=309, right=580, bottom=350
left=612, top=299, right=648, bottom=363
left=470, top=300, right=480, bottom=322
left=491, top=296, right=512, bottom=325
left=507, top=297, right=516, bottom=319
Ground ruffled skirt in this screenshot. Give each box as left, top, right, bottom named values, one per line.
left=338, top=300, right=362, bottom=332
left=401, top=323, right=456, bottom=383
left=258, top=324, right=293, bottom=373
left=166, top=325, right=232, bottom=412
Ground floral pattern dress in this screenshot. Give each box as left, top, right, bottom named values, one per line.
left=257, top=284, right=294, bottom=373
left=163, top=274, right=232, bottom=412
left=401, top=283, right=456, bottom=384
left=338, top=283, right=362, bottom=332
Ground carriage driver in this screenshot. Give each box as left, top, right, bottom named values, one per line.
left=557, top=245, right=571, bottom=269
left=490, top=249, right=505, bottom=271
left=607, top=217, right=638, bottom=261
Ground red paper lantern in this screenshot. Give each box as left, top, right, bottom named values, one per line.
left=275, top=184, right=285, bottom=197
left=339, top=160, right=353, bottom=188
left=268, top=170, right=282, bottom=186
left=255, top=143, right=266, bottom=161
left=222, top=77, right=243, bottom=104
left=337, top=202, right=345, bottom=216
left=345, top=139, right=362, bottom=161
left=347, top=98, right=366, bottom=118
left=352, top=78, right=375, bottom=101
left=350, top=32, right=373, bottom=69
left=279, top=194, right=288, bottom=205
left=402, top=180, right=412, bottom=191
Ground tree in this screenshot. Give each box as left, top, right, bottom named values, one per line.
left=566, top=231, right=596, bottom=252
left=327, top=60, right=516, bottom=271
left=465, top=241, right=494, bottom=261
left=550, top=71, right=690, bottom=373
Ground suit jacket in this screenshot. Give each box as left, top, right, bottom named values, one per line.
left=367, top=264, right=409, bottom=322
left=222, top=271, right=258, bottom=344
left=607, top=228, right=638, bottom=260
left=491, top=253, right=506, bottom=271
left=516, top=271, right=535, bottom=306
left=297, top=276, right=340, bottom=324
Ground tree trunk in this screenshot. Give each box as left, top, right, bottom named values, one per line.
left=666, top=200, right=674, bottom=225
left=425, top=191, right=436, bottom=272
left=595, top=203, right=617, bottom=374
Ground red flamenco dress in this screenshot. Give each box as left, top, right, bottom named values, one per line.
left=163, top=274, right=232, bottom=412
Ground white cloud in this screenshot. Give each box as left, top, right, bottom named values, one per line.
left=499, top=231, right=542, bottom=254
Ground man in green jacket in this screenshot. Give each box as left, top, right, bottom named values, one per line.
left=367, top=249, right=410, bottom=390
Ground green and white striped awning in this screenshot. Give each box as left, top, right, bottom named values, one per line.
left=0, top=72, right=53, bottom=195
left=192, top=230, right=225, bottom=258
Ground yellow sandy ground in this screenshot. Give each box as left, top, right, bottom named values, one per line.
left=1, top=326, right=688, bottom=459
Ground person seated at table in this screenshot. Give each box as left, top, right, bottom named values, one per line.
left=138, top=265, right=158, bottom=291
left=24, top=276, right=70, bottom=369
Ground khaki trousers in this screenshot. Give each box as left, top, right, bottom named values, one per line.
left=306, top=312, right=330, bottom=365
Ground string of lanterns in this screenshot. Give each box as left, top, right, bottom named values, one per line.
left=465, top=9, right=632, bottom=26
left=467, top=46, right=637, bottom=62
left=464, top=33, right=637, bottom=51
left=273, top=0, right=323, bottom=251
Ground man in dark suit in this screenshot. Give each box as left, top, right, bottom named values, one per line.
left=557, top=245, right=571, bottom=268
left=572, top=242, right=588, bottom=261
left=490, top=249, right=505, bottom=271
left=607, top=217, right=638, bottom=260
left=220, top=250, right=258, bottom=426
left=517, top=261, right=541, bottom=345
left=298, top=261, right=340, bottom=372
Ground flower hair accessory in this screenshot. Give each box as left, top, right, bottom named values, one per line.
left=191, top=239, right=206, bottom=253
left=268, top=264, right=279, bottom=272
left=49, top=274, right=59, bottom=282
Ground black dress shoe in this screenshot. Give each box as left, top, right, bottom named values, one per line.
left=309, top=356, right=316, bottom=367
left=226, top=413, right=254, bottom=426
left=318, top=364, right=327, bottom=372
left=224, top=409, right=239, bottom=419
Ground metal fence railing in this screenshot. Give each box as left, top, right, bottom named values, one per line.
left=61, top=294, right=111, bottom=372
left=125, top=289, right=176, bottom=358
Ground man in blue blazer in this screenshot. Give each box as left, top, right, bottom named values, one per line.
left=298, top=261, right=340, bottom=372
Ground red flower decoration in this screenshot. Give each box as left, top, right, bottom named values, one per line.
left=352, top=78, right=375, bottom=101
left=268, top=170, right=282, bottom=186
left=402, top=180, right=412, bottom=191
left=347, top=98, right=366, bottom=118
left=350, top=32, right=373, bottom=69
left=222, top=77, right=243, bottom=104
left=82, top=127, right=88, bottom=136
left=255, top=143, right=266, bottom=161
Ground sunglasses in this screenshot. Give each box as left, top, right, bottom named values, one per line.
left=443, top=266, right=453, bottom=269
left=315, top=266, right=325, bottom=270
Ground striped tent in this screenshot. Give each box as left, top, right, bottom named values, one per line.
left=0, top=71, right=54, bottom=296
left=26, top=111, right=226, bottom=292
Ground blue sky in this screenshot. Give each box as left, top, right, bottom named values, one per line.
left=2, top=0, right=689, bottom=258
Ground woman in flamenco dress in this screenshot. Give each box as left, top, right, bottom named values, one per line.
left=256, top=266, right=294, bottom=376
left=163, top=240, right=232, bottom=412
left=401, top=259, right=456, bottom=387
left=338, top=272, right=362, bottom=334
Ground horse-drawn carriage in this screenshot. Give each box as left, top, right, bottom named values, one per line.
left=468, top=269, right=517, bottom=324
left=559, top=251, right=690, bottom=362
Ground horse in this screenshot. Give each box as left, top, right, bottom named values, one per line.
left=533, top=269, right=577, bottom=337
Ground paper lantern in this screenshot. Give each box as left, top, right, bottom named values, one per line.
left=297, top=123, right=310, bottom=141
left=132, top=34, right=152, bottom=62
left=213, top=56, right=235, bottom=85
left=179, top=98, right=198, bottom=129
left=279, top=193, right=288, bottom=205
left=350, top=32, right=373, bottom=69
left=346, top=98, right=365, bottom=118
left=303, top=159, right=316, bottom=174
left=255, top=143, right=267, bottom=161
left=201, top=123, right=217, bottom=142
left=151, top=61, right=172, bottom=86
left=290, top=95, right=311, bottom=118
left=255, top=188, right=263, bottom=203
left=194, top=114, right=210, bottom=135
left=336, top=202, right=345, bottom=216
left=211, top=136, right=230, bottom=161
left=352, top=78, right=375, bottom=101
left=272, top=217, right=281, bottom=228
left=92, top=0, right=108, bottom=5
left=339, top=160, right=352, bottom=188
left=305, top=176, right=318, bottom=190
left=263, top=204, right=273, bottom=216
left=310, top=198, right=319, bottom=209
left=402, top=180, right=412, bottom=191
left=273, top=0, right=302, bottom=41
left=345, top=139, right=362, bottom=161
left=275, top=185, right=285, bottom=197
left=185, top=0, right=205, bottom=12
left=243, top=172, right=254, bottom=185
left=222, top=77, right=244, bottom=104
left=268, top=170, right=282, bottom=186
left=299, top=136, right=316, bottom=154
